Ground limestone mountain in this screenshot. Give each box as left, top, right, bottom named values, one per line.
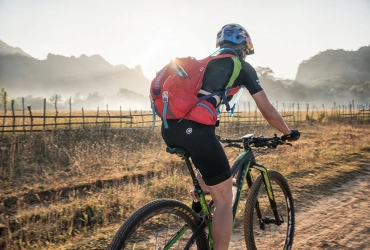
left=0, top=42, right=151, bottom=100
left=295, top=45, right=370, bottom=87
left=0, top=40, right=31, bottom=57
left=251, top=46, right=370, bottom=104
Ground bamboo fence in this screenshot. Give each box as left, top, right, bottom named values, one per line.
left=1, top=95, right=369, bottom=135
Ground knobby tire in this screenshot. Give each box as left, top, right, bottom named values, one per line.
left=244, top=170, right=295, bottom=250
left=108, top=199, right=208, bottom=250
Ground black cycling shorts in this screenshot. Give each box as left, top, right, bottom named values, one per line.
left=161, top=119, right=231, bottom=186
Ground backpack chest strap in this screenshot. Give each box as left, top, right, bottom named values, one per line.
left=198, top=89, right=221, bottom=105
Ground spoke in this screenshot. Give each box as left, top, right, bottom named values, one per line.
left=153, top=226, right=160, bottom=248
left=165, top=215, right=169, bottom=244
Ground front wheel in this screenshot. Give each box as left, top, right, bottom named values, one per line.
left=244, top=170, right=295, bottom=250
left=109, top=199, right=208, bottom=250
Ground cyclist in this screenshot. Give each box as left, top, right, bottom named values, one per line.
left=161, top=23, right=300, bottom=250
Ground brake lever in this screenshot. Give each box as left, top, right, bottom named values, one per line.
left=277, top=140, right=292, bottom=147
left=225, top=143, right=243, bottom=149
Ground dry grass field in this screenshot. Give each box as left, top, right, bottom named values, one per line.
left=0, top=120, right=369, bottom=249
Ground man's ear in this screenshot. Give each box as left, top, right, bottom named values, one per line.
left=242, top=48, right=247, bottom=60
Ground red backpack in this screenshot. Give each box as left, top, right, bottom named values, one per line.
left=150, top=51, right=242, bottom=129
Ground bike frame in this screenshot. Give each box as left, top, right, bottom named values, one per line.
left=164, top=146, right=281, bottom=250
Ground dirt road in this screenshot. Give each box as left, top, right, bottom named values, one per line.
left=229, top=163, right=370, bottom=250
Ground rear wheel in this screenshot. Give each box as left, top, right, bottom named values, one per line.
left=244, top=170, right=295, bottom=250
left=109, top=199, right=208, bottom=250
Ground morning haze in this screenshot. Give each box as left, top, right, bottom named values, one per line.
left=1, top=40, right=369, bottom=110
left=0, top=0, right=369, bottom=110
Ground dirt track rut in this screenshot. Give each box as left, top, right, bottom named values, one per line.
left=229, top=163, right=370, bottom=250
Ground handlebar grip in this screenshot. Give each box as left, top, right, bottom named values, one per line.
left=281, top=130, right=300, bottom=141
left=219, top=138, right=243, bottom=143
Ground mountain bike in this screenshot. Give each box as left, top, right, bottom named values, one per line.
left=108, top=133, right=295, bottom=250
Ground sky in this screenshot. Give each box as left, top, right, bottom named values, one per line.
left=1, top=0, right=370, bottom=80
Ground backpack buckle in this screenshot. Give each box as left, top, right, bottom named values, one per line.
left=162, top=91, right=169, bottom=102
left=171, top=65, right=188, bottom=78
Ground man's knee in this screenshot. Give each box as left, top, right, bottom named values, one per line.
left=207, top=177, right=233, bottom=206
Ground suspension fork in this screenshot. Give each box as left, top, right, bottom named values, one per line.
left=253, top=163, right=282, bottom=226
left=246, top=169, right=264, bottom=220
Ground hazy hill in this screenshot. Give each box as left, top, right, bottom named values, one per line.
left=0, top=40, right=31, bottom=57
left=1, top=40, right=369, bottom=110
left=250, top=46, right=370, bottom=105
left=0, top=43, right=151, bottom=101
left=295, top=46, right=370, bottom=86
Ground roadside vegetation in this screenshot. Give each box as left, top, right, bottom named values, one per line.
left=0, top=118, right=369, bottom=249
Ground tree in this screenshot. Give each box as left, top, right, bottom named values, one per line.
left=255, top=67, right=275, bottom=80
left=350, top=81, right=370, bottom=102
left=48, top=94, right=64, bottom=106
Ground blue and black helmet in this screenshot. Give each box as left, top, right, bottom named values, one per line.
left=216, top=23, right=254, bottom=55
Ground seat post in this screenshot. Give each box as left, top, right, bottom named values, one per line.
left=183, top=156, right=202, bottom=190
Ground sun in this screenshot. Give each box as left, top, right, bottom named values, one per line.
left=134, top=29, right=210, bottom=80
left=137, top=35, right=179, bottom=80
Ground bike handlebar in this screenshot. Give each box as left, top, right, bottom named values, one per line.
left=218, top=134, right=292, bottom=149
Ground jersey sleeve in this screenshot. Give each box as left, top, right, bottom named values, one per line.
left=235, top=60, right=263, bottom=95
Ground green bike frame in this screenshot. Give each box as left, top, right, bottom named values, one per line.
left=163, top=148, right=281, bottom=250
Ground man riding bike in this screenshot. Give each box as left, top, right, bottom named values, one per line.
left=160, top=23, right=300, bottom=250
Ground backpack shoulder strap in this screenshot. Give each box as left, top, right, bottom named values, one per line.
left=218, top=56, right=242, bottom=111
left=198, top=55, right=242, bottom=110
left=225, top=57, right=242, bottom=89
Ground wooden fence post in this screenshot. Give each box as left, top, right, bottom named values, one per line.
left=129, top=109, right=133, bottom=128
left=306, top=102, right=309, bottom=119
left=141, top=108, right=144, bottom=126
left=247, top=101, right=250, bottom=124
left=237, top=104, right=240, bottom=123
left=69, top=97, right=72, bottom=129
left=55, top=95, right=58, bottom=129
left=352, top=100, right=355, bottom=113
left=43, top=98, right=46, bottom=131
left=311, top=104, right=315, bottom=120
left=96, top=107, right=99, bottom=125
left=120, top=106, right=122, bottom=129
left=2, top=91, right=7, bottom=135
left=22, top=97, right=26, bottom=134
left=11, top=100, right=15, bottom=134
left=316, top=106, right=319, bottom=122
left=106, top=104, right=111, bottom=128
left=254, top=106, right=257, bottom=125
left=82, top=108, right=85, bottom=129
left=322, top=104, right=325, bottom=118
left=27, top=106, right=33, bottom=133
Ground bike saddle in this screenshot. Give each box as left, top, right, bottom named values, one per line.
left=166, top=147, right=190, bottom=157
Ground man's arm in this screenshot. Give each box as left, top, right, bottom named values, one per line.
left=251, top=90, right=291, bottom=135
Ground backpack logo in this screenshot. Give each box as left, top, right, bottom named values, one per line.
left=154, top=66, right=169, bottom=88
left=186, top=128, right=193, bottom=134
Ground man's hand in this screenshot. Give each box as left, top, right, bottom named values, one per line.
left=281, top=130, right=300, bottom=141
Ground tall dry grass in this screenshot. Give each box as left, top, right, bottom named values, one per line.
left=0, top=121, right=369, bottom=249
